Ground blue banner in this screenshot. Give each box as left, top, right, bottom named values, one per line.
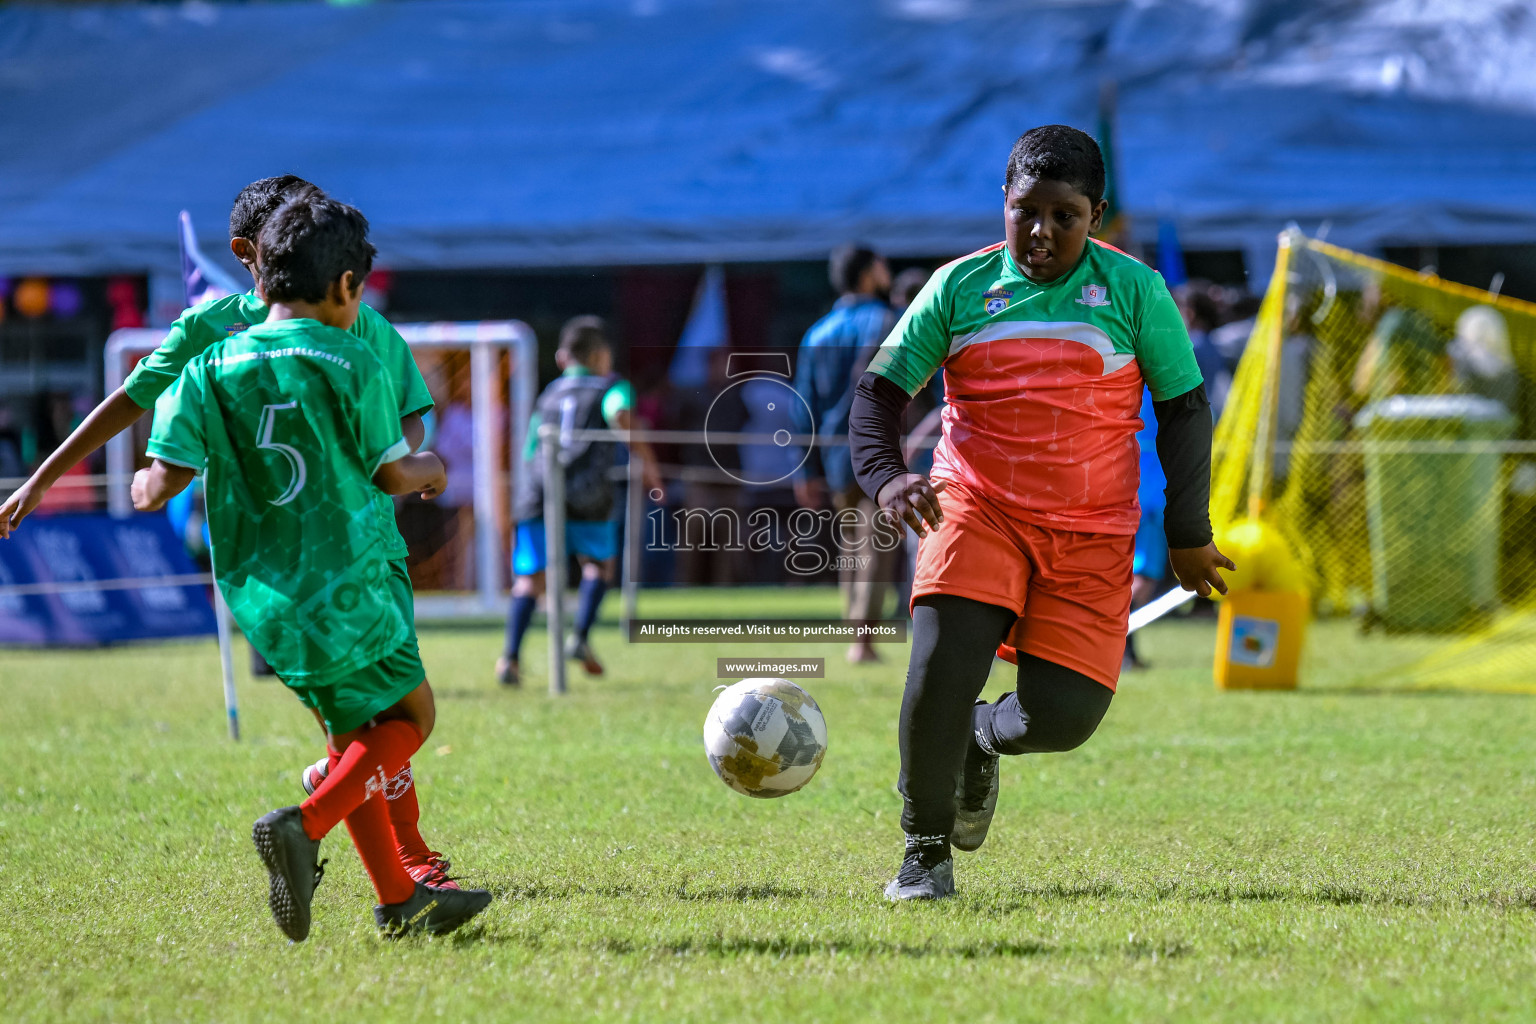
left=0, top=512, right=216, bottom=645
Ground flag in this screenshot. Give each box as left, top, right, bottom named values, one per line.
left=178, top=210, right=244, bottom=310
left=667, top=265, right=729, bottom=389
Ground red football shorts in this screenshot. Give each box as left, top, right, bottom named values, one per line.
left=911, top=479, right=1134, bottom=691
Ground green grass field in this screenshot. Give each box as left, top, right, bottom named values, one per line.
left=4, top=588, right=1536, bottom=1022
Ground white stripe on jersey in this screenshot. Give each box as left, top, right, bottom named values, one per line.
left=948, top=320, right=1136, bottom=374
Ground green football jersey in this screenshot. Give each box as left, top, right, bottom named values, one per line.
left=147, top=319, right=412, bottom=685
left=126, top=292, right=430, bottom=560
left=867, top=239, right=1201, bottom=534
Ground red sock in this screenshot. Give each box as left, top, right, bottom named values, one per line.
left=385, top=763, right=434, bottom=866
left=300, top=719, right=423, bottom=840
left=343, top=785, right=417, bottom=905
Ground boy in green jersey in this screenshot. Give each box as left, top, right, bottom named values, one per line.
left=498, top=316, right=666, bottom=687
left=0, top=176, right=458, bottom=889
left=132, top=195, right=491, bottom=940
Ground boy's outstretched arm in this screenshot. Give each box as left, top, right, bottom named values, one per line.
left=132, top=459, right=195, bottom=513
left=1, top=387, right=146, bottom=538
left=374, top=451, right=447, bottom=499
left=1154, top=383, right=1236, bottom=597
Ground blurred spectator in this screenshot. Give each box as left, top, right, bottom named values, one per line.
left=792, top=243, right=896, bottom=662
left=430, top=397, right=477, bottom=589
left=1448, top=305, right=1518, bottom=411
left=396, top=361, right=471, bottom=592
left=501, top=315, right=663, bottom=685
left=1175, top=282, right=1231, bottom=414
left=738, top=374, right=801, bottom=485
left=0, top=405, right=22, bottom=480
left=1352, top=305, right=1449, bottom=403
left=36, top=392, right=95, bottom=513
left=673, top=347, right=749, bottom=585
left=1209, top=294, right=1261, bottom=366
left=890, top=267, right=931, bottom=314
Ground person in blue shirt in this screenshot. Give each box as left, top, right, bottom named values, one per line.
left=792, top=243, right=896, bottom=663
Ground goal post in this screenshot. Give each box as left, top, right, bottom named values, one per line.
left=103, top=319, right=539, bottom=618
left=1211, top=229, right=1536, bottom=689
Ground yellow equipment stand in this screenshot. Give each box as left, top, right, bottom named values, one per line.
left=1214, top=590, right=1308, bottom=690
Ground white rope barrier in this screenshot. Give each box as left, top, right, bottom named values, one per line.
left=0, top=572, right=212, bottom=596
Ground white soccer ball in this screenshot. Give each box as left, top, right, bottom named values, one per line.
left=703, top=678, right=828, bottom=798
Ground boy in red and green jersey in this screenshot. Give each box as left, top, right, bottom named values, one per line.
left=133, top=194, right=491, bottom=940
left=869, top=236, right=1201, bottom=532
left=849, top=126, right=1233, bottom=902
left=0, top=177, right=452, bottom=888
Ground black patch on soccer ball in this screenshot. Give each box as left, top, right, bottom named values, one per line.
left=773, top=715, right=823, bottom=767
left=717, top=694, right=764, bottom=740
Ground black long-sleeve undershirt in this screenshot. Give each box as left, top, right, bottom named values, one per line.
left=1151, top=383, right=1215, bottom=549
left=849, top=372, right=912, bottom=505
left=848, top=371, right=1214, bottom=550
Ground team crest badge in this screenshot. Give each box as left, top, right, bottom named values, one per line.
left=1076, top=284, right=1110, bottom=307
left=224, top=322, right=250, bottom=336
left=983, top=289, right=1013, bottom=315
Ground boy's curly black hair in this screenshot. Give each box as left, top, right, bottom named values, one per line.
left=228, top=175, right=320, bottom=240
left=1004, top=125, right=1105, bottom=205
left=256, top=195, right=375, bottom=304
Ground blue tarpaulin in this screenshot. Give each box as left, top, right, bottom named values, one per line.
left=4, top=0, right=1536, bottom=281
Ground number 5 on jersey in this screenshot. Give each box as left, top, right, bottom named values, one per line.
left=257, top=402, right=307, bottom=506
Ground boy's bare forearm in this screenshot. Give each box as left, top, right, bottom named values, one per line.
left=131, top=461, right=194, bottom=512
left=630, top=439, right=661, bottom=475
left=613, top=409, right=666, bottom=496
left=401, top=412, right=425, bottom=453
left=394, top=453, right=443, bottom=493
left=374, top=452, right=447, bottom=497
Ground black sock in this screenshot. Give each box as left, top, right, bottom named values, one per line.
left=573, top=575, right=608, bottom=642
left=974, top=653, right=1114, bottom=756
left=904, top=832, right=952, bottom=863
left=504, top=594, right=537, bottom=660
left=1124, top=630, right=1141, bottom=663
left=898, top=595, right=1016, bottom=838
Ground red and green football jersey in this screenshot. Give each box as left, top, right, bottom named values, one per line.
left=146, top=319, right=412, bottom=685
left=126, top=292, right=430, bottom=561
left=868, top=239, right=1201, bottom=534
